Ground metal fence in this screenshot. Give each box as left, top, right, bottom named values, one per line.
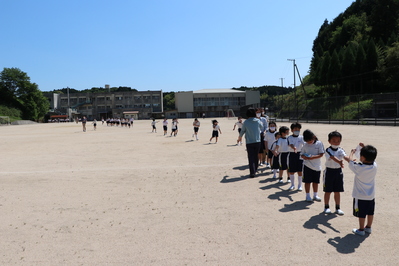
left=267, top=92, right=399, bottom=126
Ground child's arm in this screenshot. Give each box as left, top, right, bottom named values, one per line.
left=273, top=144, right=280, bottom=155
left=233, top=124, right=236, bottom=130
left=329, top=155, right=344, bottom=168
left=303, top=153, right=324, bottom=160
left=344, top=149, right=356, bottom=162
left=219, top=128, right=222, bottom=134
left=289, top=144, right=297, bottom=153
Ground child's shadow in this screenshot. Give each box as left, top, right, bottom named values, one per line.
left=327, top=233, right=369, bottom=254
left=260, top=185, right=298, bottom=202
left=303, top=213, right=340, bottom=234
left=220, top=175, right=248, bottom=183
left=279, top=200, right=313, bottom=212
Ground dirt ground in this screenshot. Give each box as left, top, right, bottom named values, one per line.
left=0, top=118, right=398, bottom=265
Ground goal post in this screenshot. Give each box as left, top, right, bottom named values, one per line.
left=0, top=116, right=10, bottom=125
left=226, top=109, right=236, bottom=119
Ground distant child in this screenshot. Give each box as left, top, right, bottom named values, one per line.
left=345, top=143, right=377, bottom=236
left=92, top=119, right=97, bottom=130
left=324, top=131, right=347, bottom=215
left=171, top=118, right=178, bottom=137
left=162, top=118, right=168, bottom=135
left=287, top=122, right=305, bottom=191
left=270, top=132, right=281, bottom=178
left=151, top=119, right=158, bottom=133
left=273, top=126, right=290, bottom=183
left=256, top=108, right=268, bottom=166
left=209, top=120, right=222, bottom=143
left=264, top=121, right=277, bottom=168
left=301, top=129, right=325, bottom=202
left=193, top=118, right=200, bottom=140
left=233, top=116, right=243, bottom=145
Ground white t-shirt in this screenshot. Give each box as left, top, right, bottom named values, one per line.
left=349, top=161, right=377, bottom=200
left=193, top=121, right=200, bottom=127
left=235, top=121, right=243, bottom=129
left=287, top=135, right=305, bottom=152
left=162, top=120, right=168, bottom=126
left=265, top=130, right=277, bottom=150
left=301, top=140, right=325, bottom=171
left=276, top=137, right=289, bottom=153
left=325, top=146, right=347, bottom=169
left=213, top=125, right=220, bottom=131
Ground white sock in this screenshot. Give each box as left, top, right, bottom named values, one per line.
left=306, top=193, right=311, bottom=198
left=290, top=174, right=295, bottom=186
left=273, top=169, right=277, bottom=174
left=314, top=192, right=318, bottom=198
left=298, top=176, right=302, bottom=188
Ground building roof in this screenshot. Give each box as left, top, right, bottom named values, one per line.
left=193, top=89, right=243, bottom=94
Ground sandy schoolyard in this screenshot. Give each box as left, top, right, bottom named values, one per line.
left=0, top=118, right=398, bottom=265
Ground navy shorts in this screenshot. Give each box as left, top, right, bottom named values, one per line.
left=163, top=126, right=167, bottom=131
left=194, top=127, right=199, bottom=133
left=323, top=168, right=344, bottom=192
left=353, top=198, right=375, bottom=218
left=212, top=131, right=219, bottom=138
left=259, top=134, right=266, bottom=153
left=279, top=152, right=289, bottom=170
left=288, top=152, right=303, bottom=173
left=303, top=165, right=321, bottom=183
left=238, top=128, right=242, bottom=134
left=267, top=150, right=273, bottom=159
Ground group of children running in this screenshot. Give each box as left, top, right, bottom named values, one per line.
left=250, top=119, right=377, bottom=236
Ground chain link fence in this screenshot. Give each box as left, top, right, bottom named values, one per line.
left=266, top=92, right=399, bottom=126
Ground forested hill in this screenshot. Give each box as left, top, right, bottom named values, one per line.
left=309, top=0, right=399, bottom=96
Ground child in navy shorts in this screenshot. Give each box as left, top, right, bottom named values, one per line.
left=323, top=131, right=348, bottom=215
left=273, top=126, right=290, bottom=183
left=301, top=129, right=325, bottom=202
left=345, top=143, right=377, bottom=236
left=287, top=122, right=305, bottom=191
left=270, top=132, right=281, bottom=178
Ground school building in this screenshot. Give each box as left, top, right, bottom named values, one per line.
left=174, top=89, right=260, bottom=118
left=45, top=90, right=163, bottom=120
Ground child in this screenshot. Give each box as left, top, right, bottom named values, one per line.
left=162, top=118, right=168, bottom=135
left=324, top=131, right=347, bottom=215
left=256, top=108, right=268, bottom=166
left=92, top=119, right=97, bottom=130
left=151, top=119, right=158, bottom=133
left=209, top=120, right=222, bottom=143
left=170, top=118, right=178, bottom=137
left=264, top=121, right=277, bottom=168
left=273, top=126, right=290, bottom=183
left=287, top=122, right=305, bottom=191
left=301, top=129, right=325, bottom=202
left=193, top=118, right=200, bottom=140
left=345, top=143, right=377, bottom=236
left=270, top=132, right=281, bottom=178
left=233, top=116, right=243, bottom=145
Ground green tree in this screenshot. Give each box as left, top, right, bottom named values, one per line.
left=0, top=67, right=49, bottom=121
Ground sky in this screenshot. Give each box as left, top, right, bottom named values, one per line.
left=1, top=0, right=355, bottom=92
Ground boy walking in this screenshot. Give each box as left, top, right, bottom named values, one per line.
left=287, top=122, right=305, bottom=191
left=345, top=143, right=377, bottom=236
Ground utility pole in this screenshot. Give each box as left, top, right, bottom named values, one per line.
left=287, top=59, right=297, bottom=119
left=280, top=78, right=284, bottom=87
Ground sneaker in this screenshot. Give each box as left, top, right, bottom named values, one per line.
left=313, top=196, right=322, bottom=202
left=278, top=179, right=283, bottom=183
left=335, top=209, right=344, bottom=215
left=277, top=169, right=280, bottom=173
left=324, top=208, right=332, bottom=214
left=289, top=185, right=295, bottom=190
left=352, top=228, right=365, bottom=236
left=364, top=227, right=372, bottom=234
left=266, top=163, right=270, bottom=168
left=287, top=179, right=291, bottom=183
left=306, top=196, right=313, bottom=202
left=297, top=187, right=303, bottom=191
left=272, top=175, right=276, bottom=178
left=259, top=163, right=263, bottom=166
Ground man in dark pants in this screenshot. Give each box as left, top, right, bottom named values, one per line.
left=238, top=108, right=263, bottom=178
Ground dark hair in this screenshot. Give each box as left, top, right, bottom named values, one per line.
left=238, top=116, right=242, bottom=119
left=152, top=119, right=155, bottom=121
left=303, top=129, right=317, bottom=142
left=269, top=121, right=276, bottom=127
left=328, top=131, right=342, bottom=141
left=279, top=126, right=289, bottom=134
left=212, top=119, right=218, bottom=124
left=290, top=122, right=302, bottom=130
left=361, top=145, right=377, bottom=162
left=274, top=132, right=281, bottom=137
left=246, top=108, right=256, bottom=118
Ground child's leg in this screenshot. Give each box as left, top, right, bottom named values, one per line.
left=304, top=183, right=311, bottom=193
left=324, top=192, right=331, bottom=207
left=298, top=172, right=303, bottom=189
left=215, top=137, right=218, bottom=143
left=358, top=217, right=366, bottom=230
left=289, top=172, right=295, bottom=186
left=312, top=182, right=319, bottom=192
left=366, top=215, right=374, bottom=228
left=334, top=192, right=340, bottom=207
